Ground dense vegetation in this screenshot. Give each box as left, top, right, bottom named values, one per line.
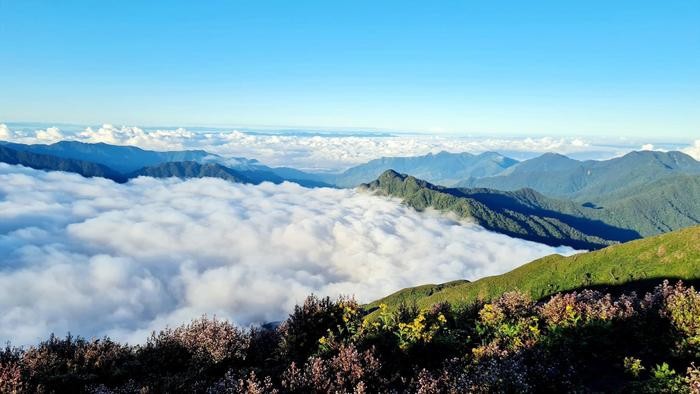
left=363, top=170, right=636, bottom=249
left=365, top=169, right=700, bottom=248
left=1, top=281, right=699, bottom=393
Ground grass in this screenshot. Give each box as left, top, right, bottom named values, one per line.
left=368, top=225, right=700, bottom=314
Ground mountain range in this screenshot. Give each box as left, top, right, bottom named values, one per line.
left=2, top=139, right=699, bottom=249
left=0, top=141, right=331, bottom=187
left=363, top=169, right=700, bottom=249
left=362, top=170, right=634, bottom=249
left=0, top=145, right=128, bottom=182
left=0, top=140, right=211, bottom=173
left=459, top=150, right=700, bottom=203
left=322, top=151, right=518, bottom=187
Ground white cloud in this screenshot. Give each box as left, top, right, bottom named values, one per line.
left=0, top=124, right=11, bottom=140
left=76, top=124, right=194, bottom=151
left=35, top=127, right=64, bottom=142
left=641, top=143, right=655, bottom=151
left=682, top=140, right=700, bottom=160
left=0, top=123, right=630, bottom=171
left=0, top=124, right=65, bottom=144
left=199, top=134, right=600, bottom=171
left=0, top=164, right=576, bottom=345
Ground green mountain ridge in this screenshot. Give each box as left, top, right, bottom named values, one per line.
left=363, top=169, right=700, bottom=247
left=362, top=169, right=638, bottom=249
left=369, top=225, right=700, bottom=313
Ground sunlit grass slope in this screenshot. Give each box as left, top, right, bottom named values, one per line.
left=369, top=225, right=700, bottom=313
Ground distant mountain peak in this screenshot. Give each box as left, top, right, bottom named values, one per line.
left=331, top=150, right=518, bottom=187
left=536, top=152, right=577, bottom=160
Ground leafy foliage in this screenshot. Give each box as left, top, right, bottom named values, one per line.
left=2, top=281, right=700, bottom=393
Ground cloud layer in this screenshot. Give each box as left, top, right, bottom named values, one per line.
left=0, top=164, right=576, bottom=344
left=3, top=123, right=685, bottom=171
left=682, top=140, right=700, bottom=161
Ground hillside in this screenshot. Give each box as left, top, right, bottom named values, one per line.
left=365, top=169, right=700, bottom=243
left=597, top=174, right=700, bottom=234
left=0, top=140, right=211, bottom=173
left=327, top=151, right=518, bottom=187
left=461, top=150, right=700, bottom=202
left=0, top=141, right=332, bottom=187
left=362, top=170, right=637, bottom=249
left=0, top=145, right=127, bottom=182
left=129, top=161, right=253, bottom=183
left=369, top=225, right=700, bottom=312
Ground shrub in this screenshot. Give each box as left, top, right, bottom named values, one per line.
left=281, top=344, right=384, bottom=393
left=278, top=295, right=361, bottom=363
left=661, top=283, right=700, bottom=356
left=687, top=363, right=700, bottom=394
left=3, top=280, right=699, bottom=392
left=648, top=363, right=686, bottom=393
left=624, top=356, right=646, bottom=378
left=473, top=292, right=540, bottom=358
left=20, top=334, right=133, bottom=392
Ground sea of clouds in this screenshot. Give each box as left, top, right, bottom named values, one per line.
left=4, top=123, right=697, bottom=171
left=0, top=164, right=577, bottom=345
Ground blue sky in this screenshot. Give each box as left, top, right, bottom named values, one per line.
left=1, top=1, right=698, bottom=138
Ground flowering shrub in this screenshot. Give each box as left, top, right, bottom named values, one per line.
left=208, top=370, right=279, bottom=394
left=167, top=316, right=249, bottom=364
left=687, top=363, right=700, bottom=394
left=3, top=281, right=700, bottom=392
left=395, top=310, right=448, bottom=351
left=540, top=290, right=637, bottom=328
left=661, top=283, right=700, bottom=356
left=281, top=344, right=384, bottom=393
left=132, top=319, right=252, bottom=391
left=473, top=292, right=540, bottom=357
left=19, top=335, right=132, bottom=392
left=278, top=295, right=362, bottom=363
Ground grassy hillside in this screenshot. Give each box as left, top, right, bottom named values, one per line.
left=369, top=225, right=700, bottom=313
